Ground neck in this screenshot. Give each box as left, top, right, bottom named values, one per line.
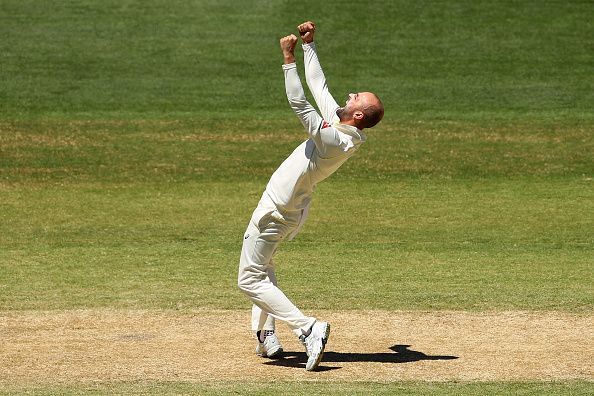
left=336, top=109, right=362, bottom=129
left=339, top=119, right=360, bottom=129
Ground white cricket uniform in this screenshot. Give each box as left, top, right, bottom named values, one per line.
left=237, top=43, right=366, bottom=337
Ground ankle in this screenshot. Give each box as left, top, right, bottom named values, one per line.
left=257, top=329, right=275, bottom=343
left=302, top=323, right=314, bottom=338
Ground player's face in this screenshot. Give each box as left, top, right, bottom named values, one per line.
left=338, top=92, right=383, bottom=127
left=338, top=92, right=378, bottom=121
left=337, top=93, right=361, bottom=120
left=339, top=93, right=358, bottom=114
left=345, top=93, right=358, bottom=106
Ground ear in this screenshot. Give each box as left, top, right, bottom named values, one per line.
left=353, top=111, right=364, bottom=121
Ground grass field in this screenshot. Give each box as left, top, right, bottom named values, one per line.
left=1, top=0, right=593, bottom=394
left=3, top=381, right=593, bottom=396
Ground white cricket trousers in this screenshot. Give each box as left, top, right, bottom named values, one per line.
left=237, top=203, right=315, bottom=337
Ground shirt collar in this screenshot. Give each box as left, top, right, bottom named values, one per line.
left=332, top=117, right=367, bottom=142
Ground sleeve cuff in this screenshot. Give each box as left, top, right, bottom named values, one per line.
left=302, top=42, right=316, bottom=50
left=282, top=63, right=297, bottom=70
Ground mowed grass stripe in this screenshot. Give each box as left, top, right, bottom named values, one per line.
left=1, top=179, right=591, bottom=311
left=1, top=119, right=592, bottom=184
left=0, top=0, right=592, bottom=121
left=3, top=381, right=593, bottom=396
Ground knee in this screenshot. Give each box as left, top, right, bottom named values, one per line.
left=237, top=278, right=248, bottom=292
left=238, top=270, right=267, bottom=297
left=237, top=274, right=253, bottom=294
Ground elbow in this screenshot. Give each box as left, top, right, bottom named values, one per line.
left=286, top=95, right=309, bottom=109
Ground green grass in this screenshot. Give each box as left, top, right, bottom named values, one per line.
left=1, top=118, right=592, bottom=311
left=1, top=118, right=592, bottom=184
left=0, top=0, right=592, bottom=391
left=3, top=381, right=593, bottom=395
left=1, top=177, right=592, bottom=311
left=0, top=0, right=592, bottom=121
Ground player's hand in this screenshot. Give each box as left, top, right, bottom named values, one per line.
left=298, top=21, right=316, bottom=43
left=280, top=34, right=298, bottom=63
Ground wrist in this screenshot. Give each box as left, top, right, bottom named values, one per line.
left=283, top=53, right=295, bottom=64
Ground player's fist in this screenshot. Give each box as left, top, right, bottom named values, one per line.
left=298, top=21, right=316, bottom=43
left=280, top=34, right=298, bottom=64
left=280, top=34, right=298, bottom=54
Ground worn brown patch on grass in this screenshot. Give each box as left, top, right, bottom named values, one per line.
left=1, top=310, right=592, bottom=385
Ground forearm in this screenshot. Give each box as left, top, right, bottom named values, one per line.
left=303, top=42, right=326, bottom=89
left=303, top=43, right=339, bottom=122
left=283, top=63, right=322, bottom=134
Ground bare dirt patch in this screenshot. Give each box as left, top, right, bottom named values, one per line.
left=0, top=310, right=592, bottom=385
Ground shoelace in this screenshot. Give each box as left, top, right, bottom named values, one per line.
left=263, top=330, right=275, bottom=338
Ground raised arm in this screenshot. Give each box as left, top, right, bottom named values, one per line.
left=280, top=35, right=324, bottom=142
left=298, top=21, right=340, bottom=123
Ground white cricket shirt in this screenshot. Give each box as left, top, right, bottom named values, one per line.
left=260, top=43, right=366, bottom=239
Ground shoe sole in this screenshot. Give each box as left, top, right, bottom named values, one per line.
left=256, top=344, right=283, bottom=358
left=306, top=323, right=330, bottom=371
left=265, top=345, right=283, bottom=358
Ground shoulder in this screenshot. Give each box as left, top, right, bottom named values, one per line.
left=320, top=119, right=332, bottom=130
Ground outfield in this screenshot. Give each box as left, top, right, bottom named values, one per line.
left=1, top=0, right=593, bottom=394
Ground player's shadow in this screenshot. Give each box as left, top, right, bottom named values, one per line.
left=263, top=344, right=458, bottom=371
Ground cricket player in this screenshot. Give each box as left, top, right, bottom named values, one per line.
left=237, top=21, right=384, bottom=371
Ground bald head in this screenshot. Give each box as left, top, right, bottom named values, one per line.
left=337, top=92, right=384, bottom=130
left=358, top=92, right=384, bottom=129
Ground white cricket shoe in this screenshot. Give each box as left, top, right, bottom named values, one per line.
left=300, top=321, right=330, bottom=371
left=255, top=331, right=283, bottom=358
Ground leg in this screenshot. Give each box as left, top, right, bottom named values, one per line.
left=238, top=219, right=315, bottom=337
left=252, top=305, right=275, bottom=332
left=251, top=263, right=277, bottom=332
